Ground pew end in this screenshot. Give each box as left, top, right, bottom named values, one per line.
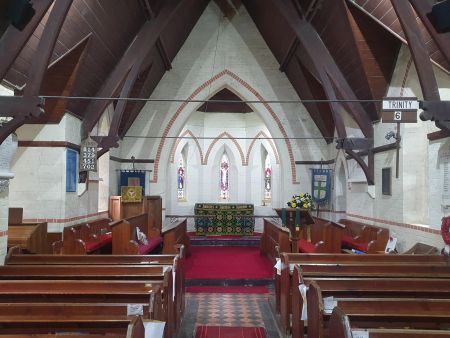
left=307, top=280, right=325, bottom=338
left=329, top=307, right=352, bottom=338
left=126, top=316, right=145, bottom=338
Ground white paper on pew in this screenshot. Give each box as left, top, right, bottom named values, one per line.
left=323, top=297, right=337, bottom=314
left=352, top=330, right=369, bottom=338
left=445, top=245, right=450, bottom=255
left=299, top=284, right=308, bottom=321
left=274, top=258, right=281, bottom=275
left=127, top=304, right=144, bottom=316
left=172, top=269, right=176, bottom=301
left=144, top=321, right=165, bottom=338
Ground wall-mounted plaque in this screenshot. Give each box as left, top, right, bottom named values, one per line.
left=80, top=137, right=98, bottom=172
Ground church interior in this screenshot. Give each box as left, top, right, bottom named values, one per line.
left=1, top=0, right=450, bottom=337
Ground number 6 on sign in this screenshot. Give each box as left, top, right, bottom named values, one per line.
left=394, top=111, right=402, bottom=121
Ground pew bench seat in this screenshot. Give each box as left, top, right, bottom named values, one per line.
left=84, top=232, right=113, bottom=252
left=138, top=237, right=163, bottom=255
left=341, top=235, right=369, bottom=252
left=298, top=239, right=319, bottom=253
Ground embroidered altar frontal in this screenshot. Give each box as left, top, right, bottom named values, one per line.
left=194, top=203, right=255, bottom=236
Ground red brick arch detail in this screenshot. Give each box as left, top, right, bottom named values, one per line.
left=170, top=129, right=204, bottom=164
left=203, top=132, right=246, bottom=166
left=246, top=131, right=280, bottom=166
left=151, top=69, right=298, bottom=184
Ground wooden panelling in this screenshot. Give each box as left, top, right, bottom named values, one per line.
left=197, top=88, right=253, bottom=113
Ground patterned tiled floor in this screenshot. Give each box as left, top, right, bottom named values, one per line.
left=177, top=292, right=281, bottom=338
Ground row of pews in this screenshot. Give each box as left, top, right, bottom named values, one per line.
left=274, top=252, right=450, bottom=338
left=0, top=248, right=187, bottom=337
left=261, top=217, right=390, bottom=260
left=8, top=211, right=191, bottom=257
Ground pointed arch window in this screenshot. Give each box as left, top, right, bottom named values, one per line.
left=177, top=157, right=186, bottom=200
left=220, top=153, right=230, bottom=200
left=264, top=154, right=272, bottom=201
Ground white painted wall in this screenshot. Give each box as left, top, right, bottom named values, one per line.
left=9, top=114, right=101, bottom=232
left=119, top=3, right=328, bottom=225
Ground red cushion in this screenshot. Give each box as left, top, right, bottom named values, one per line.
left=85, top=233, right=112, bottom=252
left=298, top=239, right=316, bottom=253
left=342, top=235, right=368, bottom=252
left=138, top=237, right=163, bottom=255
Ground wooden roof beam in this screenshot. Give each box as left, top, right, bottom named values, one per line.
left=36, top=34, right=91, bottom=123
left=277, top=1, right=373, bottom=138
left=24, top=0, right=74, bottom=97
left=213, top=0, right=237, bottom=18
left=1, top=0, right=73, bottom=145
left=81, top=0, right=184, bottom=139
left=0, top=0, right=54, bottom=82
left=409, top=0, right=450, bottom=66
left=390, top=0, right=450, bottom=130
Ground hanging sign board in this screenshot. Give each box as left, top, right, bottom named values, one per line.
left=382, top=97, right=418, bottom=123
left=79, top=137, right=98, bottom=172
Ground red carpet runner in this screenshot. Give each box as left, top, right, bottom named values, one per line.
left=195, top=326, right=267, bottom=338
left=185, top=246, right=273, bottom=280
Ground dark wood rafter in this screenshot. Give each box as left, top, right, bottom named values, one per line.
left=0, top=116, right=26, bottom=145
left=0, top=0, right=54, bottom=81
left=92, top=59, right=151, bottom=150
left=346, top=148, right=374, bottom=185
left=275, top=0, right=373, bottom=138
left=1, top=0, right=73, bottom=145
left=0, top=97, right=44, bottom=117
left=81, top=0, right=185, bottom=139
left=213, top=0, right=237, bottom=18
left=119, top=63, right=161, bottom=137
left=390, top=0, right=449, bottom=130
left=31, top=34, right=92, bottom=123
left=23, top=0, right=74, bottom=97
left=409, top=0, right=450, bottom=66
left=291, top=56, right=334, bottom=141
left=156, top=38, right=172, bottom=71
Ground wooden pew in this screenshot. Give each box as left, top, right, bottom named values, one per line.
left=260, top=218, right=291, bottom=263
left=329, top=307, right=450, bottom=338
left=0, top=264, right=175, bottom=337
left=55, top=218, right=112, bottom=255
left=0, top=315, right=146, bottom=338
left=291, top=265, right=450, bottom=338
left=7, top=222, right=48, bottom=254
left=161, top=218, right=191, bottom=256
left=0, top=280, right=164, bottom=320
left=0, top=303, right=153, bottom=335
left=111, top=213, right=163, bottom=255
left=277, top=253, right=450, bottom=335
left=339, top=218, right=389, bottom=253
left=4, top=252, right=186, bottom=334
left=307, top=281, right=450, bottom=338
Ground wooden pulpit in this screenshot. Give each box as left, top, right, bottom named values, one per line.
left=274, top=208, right=314, bottom=253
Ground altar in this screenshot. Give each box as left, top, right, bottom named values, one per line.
left=194, top=203, right=255, bottom=236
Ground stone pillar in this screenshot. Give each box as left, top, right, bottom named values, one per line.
left=0, top=133, right=18, bottom=265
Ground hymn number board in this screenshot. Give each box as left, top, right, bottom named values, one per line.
left=382, top=97, right=419, bottom=123
left=80, top=137, right=98, bottom=172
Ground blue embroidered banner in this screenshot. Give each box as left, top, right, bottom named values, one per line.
left=311, top=169, right=332, bottom=204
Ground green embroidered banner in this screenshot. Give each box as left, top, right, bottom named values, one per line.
left=194, top=203, right=255, bottom=236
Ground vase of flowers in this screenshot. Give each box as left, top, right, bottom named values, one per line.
left=287, top=193, right=312, bottom=210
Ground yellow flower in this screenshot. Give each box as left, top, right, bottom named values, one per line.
left=291, top=202, right=297, bottom=208
left=300, top=193, right=304, bottom=197
left=291, top=198, right=296, bottom=202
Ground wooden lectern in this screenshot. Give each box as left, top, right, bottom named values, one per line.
left=274, top=208, right=314, bottom=253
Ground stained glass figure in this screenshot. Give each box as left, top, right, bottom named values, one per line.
left=177, top=158, right=185, bottom=200
left=264, top=155, right=272, bottom=201
left=220, top=153, right=230, bottom=200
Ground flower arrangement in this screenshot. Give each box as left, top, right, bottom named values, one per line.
left=287, top=193, right=312, bottom=209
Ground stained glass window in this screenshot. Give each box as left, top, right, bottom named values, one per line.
left=264, top=155, right=272, bottom=201
left=177, top=158, right=185, bottom=200
left=220, top=153, right=230, bottom=200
